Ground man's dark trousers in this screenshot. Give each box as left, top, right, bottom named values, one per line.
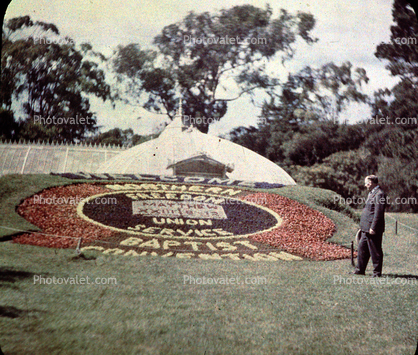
left=356, top=231, right=383, bottom=276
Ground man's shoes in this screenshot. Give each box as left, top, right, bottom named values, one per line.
left=349, top=271, right=365, bottom=275
left=372, top=274, right=382, bottom=278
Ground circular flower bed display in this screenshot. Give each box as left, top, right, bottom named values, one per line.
left=80, top=190, right=281, bottom=239
left=14, top=181, right=352, bottom=261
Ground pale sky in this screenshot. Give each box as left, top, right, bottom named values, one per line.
left=4, top=0, right=400, bottom=136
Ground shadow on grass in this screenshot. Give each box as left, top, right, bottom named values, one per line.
left=0, top=305, right=30, bottom=318
left=68, top=253, right=97, bottom=262
left=0, top=267, right=36, bottom=284
left=0, top=305, right=46, bottom=319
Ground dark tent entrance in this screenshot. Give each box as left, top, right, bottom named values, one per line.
left=167, top=154, right=234, bottom=178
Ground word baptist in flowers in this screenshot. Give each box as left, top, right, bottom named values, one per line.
left=119, top=236, right=257, bottom=251
left=80, top=237, right=304, bottom=261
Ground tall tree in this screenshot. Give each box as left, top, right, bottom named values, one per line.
left=369, top=0, right=418, bottom=208
left=113, top=5, right=317, bottom=133
left=229, top=62, right=369, bottom=163
left=289, top=0, right=418, bottom=212
left=372, top=0, right=418, bottom=125
left=1, top=16, right=112, bottom=142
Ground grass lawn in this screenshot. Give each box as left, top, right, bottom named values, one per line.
left=386, top=212, right=418, bottom=232
left=1, top=175, right=417, bottom=354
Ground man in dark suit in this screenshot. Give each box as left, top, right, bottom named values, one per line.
left=354, top=175, right=386, bottom=277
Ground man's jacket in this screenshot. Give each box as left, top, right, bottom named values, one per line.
left=360, top=186, right=386, bottom=234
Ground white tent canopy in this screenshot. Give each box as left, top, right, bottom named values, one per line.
left=98, top=116, right=296, bottom=185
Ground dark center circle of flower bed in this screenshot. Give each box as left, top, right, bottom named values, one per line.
left=81, top=191, right=279, bottom=237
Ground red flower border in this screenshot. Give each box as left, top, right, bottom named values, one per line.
left=243, top=193, right=351, bottom=260
left=14, top=184, right=114, bottom=248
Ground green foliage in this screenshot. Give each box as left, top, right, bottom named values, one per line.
left=228, top=125, right=271, bottom=158
left=113, top=5, right=317, bottom=133
left=372, top=0, right=418, bottom=123
left=372, top=81, right=418, bottom=129
left=292, top=147, right=418, bottom=212
left=0, top=109, right=18, bottom=140
left=364, top=126, right=418, bottom=159
left=229, top=1, right=418, bottom=212
left=377, top=157, right=418, bottom=212
left=229, top=61, right=369, bottom=164
left=262, top=62, right=369, bottom=126
left=281, top=121, right=366, bottom=166
left=365, top=0, right=418, bottom=212
left=1, top=16, right=112, bottom=143
left=83, top=128, right=156, bottom=147
left=291, top=149, right=378, bottom=207
left=374, top=0, right=418, bottom=79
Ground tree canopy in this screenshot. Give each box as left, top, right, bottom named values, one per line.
left=229, top=0, right=418, bottom=211
left=1, top=3, right=417, bottom=211
left=229, top=61, right=369, bottom=163
left=294, top=1, right=418, bottom=211
left=113, top=5, right=318, bottom=133
left=1, top=16, right=112, bottom=142
left=83, top=127, right=155, bottom=147
left=373, top=0, right=418, bottom=127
